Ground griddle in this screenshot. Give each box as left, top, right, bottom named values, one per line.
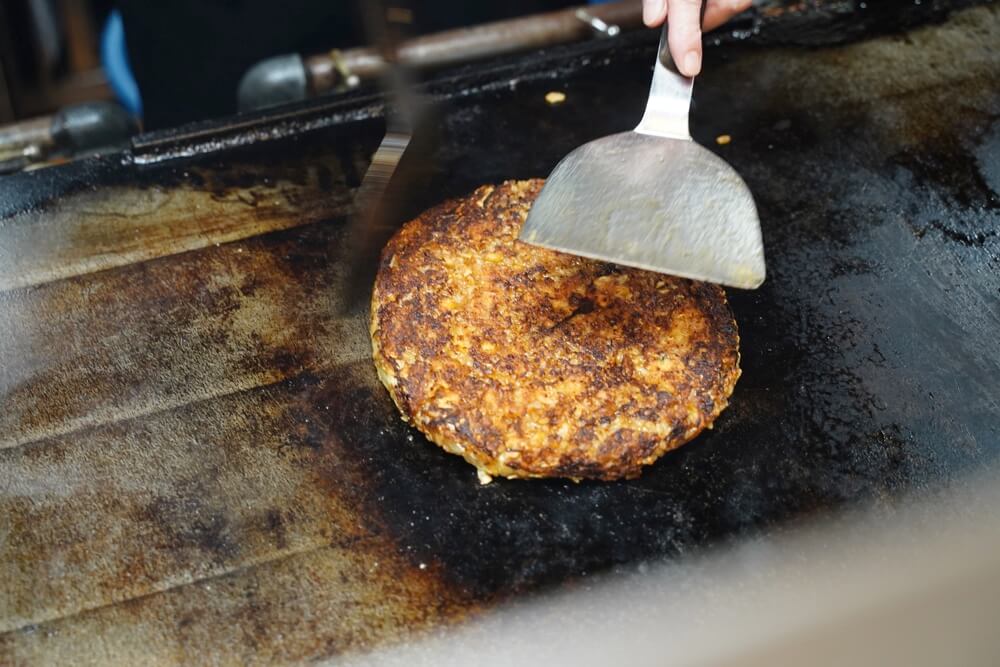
left=2, top=2, right=999, bottom=663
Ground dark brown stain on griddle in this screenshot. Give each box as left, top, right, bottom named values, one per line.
left=141, top=477, right=243, bottom=564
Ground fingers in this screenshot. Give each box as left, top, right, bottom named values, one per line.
left=666, top=0, right=705, bottom=76
left=642, top=0, right=754, bottom=76
left=645, top=0, right=753, bottom=29
left=704, top=0, right=753, bottom=32
left=642, top=0, right=667, bottom=28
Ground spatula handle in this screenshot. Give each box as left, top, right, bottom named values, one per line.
left=635, top=24, right=694, bottom=141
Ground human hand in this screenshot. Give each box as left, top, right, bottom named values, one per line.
left=642, top=0, right=752, bottom=77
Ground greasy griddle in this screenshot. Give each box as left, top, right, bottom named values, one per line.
left=2, top=2, right=999, bottom=663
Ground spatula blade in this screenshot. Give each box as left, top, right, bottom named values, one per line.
left=520, top=131, right=765, bottom=289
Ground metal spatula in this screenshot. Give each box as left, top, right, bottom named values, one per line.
left=520, top=25, right=766, bottom=289
left=340, top=0, right=438, bottom=313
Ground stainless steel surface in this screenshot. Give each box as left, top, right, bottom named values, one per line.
left=520, top=26, right=766, bottom=289
left=635, top=25, right=695, bottom=141
left=340, top=0, right=425, bottom=311
left=341, top=127, right=411, bottom=309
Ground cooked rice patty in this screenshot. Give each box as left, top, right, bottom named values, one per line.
left=370, top=179, right=740, bottom=482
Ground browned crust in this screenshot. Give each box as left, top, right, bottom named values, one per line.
left=370, top=179, right=741, bottom=482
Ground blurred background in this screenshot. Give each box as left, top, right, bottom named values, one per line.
left=0, top=0, right=661, bottom=173
left=0, top=0, right=594, bottom=129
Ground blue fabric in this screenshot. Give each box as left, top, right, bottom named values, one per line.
left=100, top=10, right=142, bottom=117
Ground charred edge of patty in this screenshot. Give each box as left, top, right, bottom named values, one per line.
left=370, top=180, right=741, bottom=483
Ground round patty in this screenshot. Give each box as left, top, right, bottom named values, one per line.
left=370, top=179, right=740, bottom=482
